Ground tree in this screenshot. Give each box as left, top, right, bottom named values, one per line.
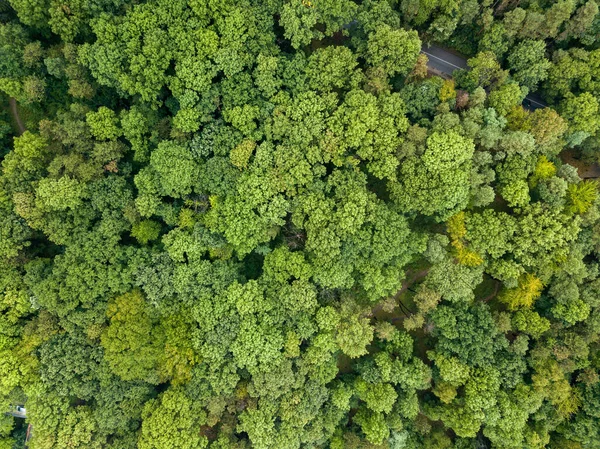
left=528, top=108, right=568, bottom=153
left=365, top=25, right=421, bottom=78
left=101, top=290, right=165, bottom=384
left=487, top=83, right=526, bottom=117
left=558, top=0, right=599, bottom=42
left=507, top=40, right=551, bottom=90
left=353, top=409, right=389, bottom=444
left=38, top=332, right=102, bottom=400
left=455, top=51, right=508, bottom=92
left=147, top=141, right=200, bottom=198
left=498, top=273, right=543, bottom=310
left=305, top=46, right=360, bottom=92
left=86, top=107, right=121, bottom=141
left=390, top=130, right=475, bottom=220
left=138, top=388, right=208, bottom=449
left=4, top=1, right=600, bottom=448
left=542, top=0, right=576, bottom=39
left=559, top=92, right=600, bottom=146
left=566, top=180, right=597, bottom=214
left=279, top=0, right=357, bottom=49
left=335, top=302, right=373, bottom=359
left=430, top=303, right=508, bottom=367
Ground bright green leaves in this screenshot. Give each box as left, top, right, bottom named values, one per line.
left=566, top=180, right=597, bottom=214
left=101, top=290, right=165, bottom=384
left=131, top=220, right=161, bottom=245
left=353, top=408, right=389, bottom=444
left=205, top=189, right=288, bottom=257
left=455, top=51, right=507, bottom=92
left=81, top=4, right=170, bottom=103
left=253, top=54, right=282, bottom=99
left=559, top=92, right=600, bottom=146
left=422, top=130, right=474, bottom=170
left=391, top=130, right=475, bottom=220
left=230, top=316, right=284, bottom=372
left=81, top=0, right=273, bottom=105
left=6, top=1, right=600, bottom=448
left=335, top=312, right=373, bottom=359
left=365, top=25, right=421, bottom=78
left=279, top=0, right=357, bottom=49
left=330, top=90, right=409, bottom=180
left=139, top=388, right=208, bottom=449
left=354, top=379, right=397, bottom=413
left=487, top=82, right=526, bottom=117
left=230, top=139, right=256, bottom=170
left=305, top=46, right=360, bottom=92
left=292, top=169, right=419, bottom=297
left=511, top=203, right=581, bottom=270
left=133, top=140, right=201, bottom=216
left=500, top=179, right=530, bottom=208
left=86, top=107, right=121, bottom=141
left=262, top=246, right=312, bottom=284
left=223, top=104, right=261, bottom=138
left=499, top=273, right=544, bottom=310
left=464, top=210, right=516, bottom=259
left=149, top=141, right=200, bottom=198
left=428, top=351, right=471, bottom=388
left=1, top=131, right=48, bottom=190
left=512, top=309, right=550, bottom=338
left=35, top=176, right=86, bottom=211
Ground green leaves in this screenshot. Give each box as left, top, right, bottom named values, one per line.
left=148, top=141, right=200, bottom=198
left=559, top=92, right=600, bottom=146
left=35, top=176, right=86, bottom=211
left=101, top=290, right=165, bottom=384
left=139, top=388, right=208, bottom=449
left=335, top=313, right=373, bottom=359
left=4, top=2, right=600, bottom=448
left=365, top=25, right=421, bottom=78
left=507, top=40, right=551, bottom=90
left=391, top=130, right=475, bottom=220
left=86, top=107, right=121, bottom=141
left=566, top=180, right=597, bottom=214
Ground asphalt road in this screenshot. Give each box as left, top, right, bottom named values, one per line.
left=422, top=44, right=547, bottom=111
left=421, top=46, right=468, bottom=73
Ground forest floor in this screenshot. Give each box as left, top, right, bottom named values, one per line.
left=9, top=97, right=26, bottom=135
left=560, top=149, right=600, bottom=179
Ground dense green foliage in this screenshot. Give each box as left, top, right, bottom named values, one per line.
left=1, top=0, right=600, bottom=448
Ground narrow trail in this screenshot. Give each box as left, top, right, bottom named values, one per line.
left=372, top=268, right=431, bottom=321
left=393, top=268, right=431, bottom=299
left=481, top=279, right=501, bottom=303
left=9, top=97, right=26, bottom=135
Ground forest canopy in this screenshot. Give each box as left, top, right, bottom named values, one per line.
left=1, top=0, right=600, bottom=448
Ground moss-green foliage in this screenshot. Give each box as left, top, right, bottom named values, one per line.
left=2, top=1, right=600, bottom=448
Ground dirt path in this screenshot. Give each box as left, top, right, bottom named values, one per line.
left=481, top=280, right=500, bottom=303
left=393, top=268, right=431, bottom=299
left=9, top=97, right=26, bottom=135
left=372, top=268, right=431, bottom=321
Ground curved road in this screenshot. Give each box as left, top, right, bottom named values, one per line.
left=421, top=45, right=547, bottom=111
left=9, top=97, right=26, bottom=135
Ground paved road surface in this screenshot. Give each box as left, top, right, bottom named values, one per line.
left=6, top=408, right=26, bottom=419
left=422, top=44, right=547, bottom=111
left=421, top=45, right=468, bottom=73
